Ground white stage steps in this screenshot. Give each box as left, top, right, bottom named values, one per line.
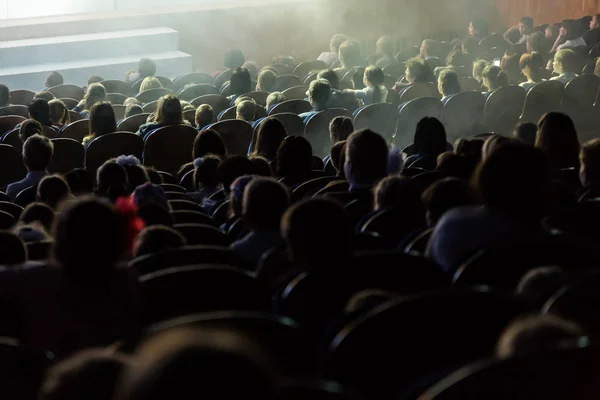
left=0, top=27, right=192, bottom=91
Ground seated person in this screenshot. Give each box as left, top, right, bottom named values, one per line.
left=438, top=69, right=461, bottom=103
left=468, top=18, right=489, bottom=41
left=45, top=71, right=63, bottom=89
left=256, top=69, right=277, bottom=93
left=187, top=155, right=222, bottom=205
left=299, top=79, right=331, bottom=122
left=345, top=129, right=389, bottom=193
left=434, top=50, right=468, bottom=77
left=505, top=16, right=535, bottom=44
left=461, top=37, right=480, bottom=68
left=16, top=99, right=59, bottom=131
left=7, top=134, right=53, bottom=200
left=482, top=65, right=508, bottom=98
left=82, top=102, right=117, bottom=147
left=195, top=104, right=214, bottom=130
left=139, top=76, right=162, bottom=93
left=136, top=95, right=185, bottom=140
left=513, top=122, right=537, bottom=145
left=48, top=99, right=70, bottom=129
left=37, top=174, right=71, bottom=210
left=19, top=119, right=43, bottom=142
left=552, top=19, right=586, bottom=51
left=236, top=100, right=256, bottom=123
left=550, top=49, right=578, bottom=85
left=334, top=39, right=363, bottom=77
left=265, top=92, right=285, bottom=113
left=579, top=138, right=600, bottom=199
left=73, top=83, right=106, bottom=117
left=124, top=104, right=143, bottom=120
left=405, top=117, right=447, bottom=170
left=344, top=66, right=388, bottom=105
left=134, top=226, right=186, bottom=258
left=34, top=91, right=55, bottom=102
left=318, top=33, right=350, bottom=67
left=227, top=67, right=252, bottom=103
left=472, top=59, right=489, bottom=85
left=316, top=69, right=357, bottom=109
left=519, top=52, right=546, bottom=91
left=393, top=58, right=431, bottom=95
left=126, top=57, right=156, bottom=84
left=584, top=13, right=600, bottom=47
left=230, top=178, right=290, bottom=270
left=0, top=84, right=11, bottom=110
left=421, top=177, right=471, bottom=225
left=375, top=36, right=397, bottom=68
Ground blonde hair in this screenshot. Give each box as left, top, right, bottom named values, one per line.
left=139, top=77, right=163, bottom=93
left=83, top=83, right=106, bottom=112
left=48, top=99, right=70, bottom=127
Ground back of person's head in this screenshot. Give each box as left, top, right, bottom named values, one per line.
left=405, top=58, right=430, bottom=84
left=474, top=142, right=549, bottom=221
left=329, top=116, right=354, bottom=144
left=282, top=198, right=350, bottom=268
left=137, top=203, right=173, bottom=227
left=34, top=91, right=55, bottom=102
left=345, top=129, right=389, bottom=187
left=438, top=69, right=461, bottom=97
left=64, top=168, right=93, bottom=196
left=499, top=53, right=521, bottom=85
left=526, top=32, right=547, bottom=54
left=421, top=177, right=471, bottom=224
left=23, top=134, right=53, bottom=171
left=20, top=202, right=55, bottom=233
left=257, top=70, right=277, bottom=92
left=364, top=65, right=384, bottom=87
left=19, top=118, right=43, bottom=142
left=125, top=104, right=143, bottom=118
left=48, top=99, right=70, bottom=127
left=481, top=134, right=516, bottom=160
left=195, top=104, right=213, bottom=128
left=37, top=175, right=71, bottom=210
left=436, top=152, right=477, bottom=179
left=89, top=101, right=117, bottom=138
left=193, top=129, right=227, bottom=159
left=376, top=36, right=394, bottom=56
left=520, top=16, right=534, bottom=29
left=482, top=65, right=508, bottom=91
left=230, top=67, right=252, bottom=96
left=253, top=118, right=287, bottom=161
left=95, top=160, right=129, bottom=202
left=373, top=175, right=424, bottom=213
left=29, top=98, right=52, bottom=125
left=330, top=33, right=350, bottom=53
left=0, top=84, right=9, bottom=107
left=155, top=95, right=183, bottom=126
left=236, top=100, right=256, bottom=121
left=579, top=138, right=600, bottom=186
left=219, top=156, right=254, bottom=194
left=513, top=122, right=537, bottom=145
left=536, top=112, right=580, bottom=170
left=249, top=156, right=272, bottom=177
left=53, top=197, right=126, bottom=282
left=317, top=69, right=340, bottom=90
left=88, top=76, right=104, bottom=85
left=46, top=71, right=63, bottom=88
left=330, top=140, right=347, bottom=175
left=139, top=76, right=162, bottom=93
left=276, top=136, right=313, bottom=180
left=224, top=49, right=246, bottom=69
left=554, top=48, right=578, bottom=74
left=122, top=164, right=149, bottom=192
left=39, top=350, right=131, bottom=400
left=83, top=83, right=107, bottom=112
left=517, top=266, right=569, bottom=306
left=414, top=117, right=447, bottom=157
left=193, top=155, right=221, bottom=190
left=265, top=92, right=285, bottom=110
left=472, top=60, right=489, bottom=83
left=230, top=175, right=256, bottom=217
left=338, top=40, right=362, bottom=69
left=131, top=182, right=169, bottom=211
left=0, top=231, right=27, bottom=266
left=308, top=79, right=331, bottom=109
left=242, top=178, right=290, bottom=231
left=446, top=50, right=466, bottom=67
left=496, top=315, right=583, bottom=358
left=519, top=52, right=544, bottom=81
left=138, top=58, right=157, bottom=79
left=134, top=226, right=186, bottom=258
left=561, top=19, right=580, bottom=41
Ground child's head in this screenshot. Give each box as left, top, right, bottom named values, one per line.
left=125, top=104, right=144, bottom=119
left=193, top=155, right=222, bottom=190
left=329, top=116, right=354, bottom=144
left=363, top=66, right=384, bottom=88
left=195, top=104, right=214, bottom=128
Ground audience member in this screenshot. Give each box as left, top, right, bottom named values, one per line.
left=375, top=36, right=396, bottom=68
left=406, top=117, right=448, bottom=170
left=482, top=65, right=508, bottom=97
left=345, top=129, right=388, bottom=192
left=187, top=155, right=222, bottom=204
left=94, top=160, right=129, bottom=203
left=65, top=168, right=94, bottom=196
left=256, top=69, right=277, bottom=92
left=318, top=33, right=350, bottom=67
left=519, top=52, right=545, bottom=91
left=139, top=77, right=162, bottom=93
left=48, top=99, right=70, bottom=128
left=550, top=49, right=579, bottom=85
left=236, top=100, right=256, bottom=122
left=251, top=118, right=287, bottom=162
left=34, top=91, right=55, bottom=102
left=468, top=18, right=489, bottom=41
left=422, top=177, right=472, bottom=225
left=335, top=39, right=363, bottom=76
left=37, top=174, right=71, bottom=209
left=578, top=138, right=600, bottom=197
left=394, top=58, right=431, bottom=94
left=299, top=79, right=331, bottom=121
left=276, top=136, right=313, bottom=185
left=584, top=13, right=600, bottom=46
left=19, top=119, right=43, bottom=142
left=499, top=53, right=522, bottom=85
left=125, top=104, right=143, bottom=119
left=228, top=67, right=252, bottom=102
left=27, top=99, right=57, bottom=129
left=45, top=71, right=64, bottom=88
left=20, top=202, right=55, bottom=233
left=83, top=102, right=117, bottom=146
left=75, top=83, right=106, bottom=116
left=0, top=84, right=11, bottom=110
left=472, top=59, right=489, bottom=84
left=265, top=92, right=285, bottom=111
left=329, top=116, right=354, bottom=144
left=438, top=69, right=461, bottom=103
left=513, top=122, right=538, bottom=145
left=136, top=95, right=185, bottom=140
left=134, top=226, right=186, bottom=258
left=552, top=19, right=586, bottom=52
left=7, top=134, right=53, bottom=200
left=345, top=66, right=388, bottom=105
left=372, top=176, right=426, bottom=237
left=535, top=112, right=580, bottom=170
left=195, top=104, right=214, bottom=130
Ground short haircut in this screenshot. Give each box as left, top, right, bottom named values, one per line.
left=242, top=178, right=290, bottom=231
left=224, top=49, right=245, bottom=69
left=265, top=92, right=285, bottom=110
left=138, top=58, right=156, bottom=78
left=513, top=122, right=537, bottom=145
left=519, top=52, right=544, bottom=72
left=345, top=129, right=388, bottom=187
left=193, top=129, right=227, bottom=159
left=29, top=98, right=52, bottom=125
left=34, top=91, right=55, bottom=102
left=236, top=100, right=256, bottom=121
left=329, top=116, right=354, bottom=143
left=554, top=49, right=578, bottom=73
left=193, top=155, right=221, bottom=189
left=0, top=84, right=9, bottom=107
left=527, top=32, right=547, bottom=53
left=482, top=65, right=508, bottom=90
left=134, top=226, right=186, bottom=258
left=308, top=79, right=331, bottom=108
left=330, top=34, right=350, bottom=53
left=580, top=138, right=600, bottom=184
left=317, top=69, right=340, bottom=90
left=37, top=175, right=71, bottom=209
left=19, top=119, right=43, bottom=142
left=405, top=58, right=430, bottom=83
left=364, top=65, right=384, bottom=86
left=23, top=134, right=53, bottom=171
left=338, top=40, right=362, bottom=68
left=46, top=71, right=64, bottom=88
left=88, top=76, right=104, bottom=85
left=257, top=70, right=277, bottom=92
left=139, top=76, right=162, bottom=93
left=421, top=177, right=471, bottom=224
left=218, top=156, right=254, bottom=194
left=195, top=104, right=214, bottom=127
left=438, top=69, right=461, bottom=97
left=125, top=104, right=143, bottom=118
left=20, top=202, right=55, bottom=233
left=520, top=16, right=534, bottom=28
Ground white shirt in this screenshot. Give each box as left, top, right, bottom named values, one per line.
left=550, top=72, right=578, bottom=85
left=351, top=85, right=389, bottom=105
left=557, top=37, right=586, bottom=50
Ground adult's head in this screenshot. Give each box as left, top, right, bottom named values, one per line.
left=0, top=232, right=27, bottom=266
left=282, top=198, right=350, bottom=268
left=472, top=59, right=489, bottom=83
left=83, top=83, right=107, bottom=112
left=53, top=197, right=127, bottom=283
left=338, top=40, right=362, bottom=69
left=193, top=155, right=221, bottom=190
left=155, top=95, right=184, bottom=126
left=236, top=100, right=256, bottom=122
left=29, top=98, right=52, bottom=125
left=376, top=36, right=394, bottom=58
left=193, top=129, right=227, bottom=159
left=89, top=101, right=117, bottom=139
left=307, top=79, right=331, bottom=110
left=34, top=91, right=55, bottom=102
left=560, top=19, right=581, bottom=41
left=373, top=175, right=424, bottom=214
left=48, top=99, right=70, bottom=127
left=520, top=52, right=544, bottom=82
left=256, top=69, right=277, bottom=92
left=420, top=39, right=440, bottom=59
left=579, top=138, right=600, bottom=186
left=499, top=53, right=521, bottom=85
left=437, top=69, right=461, bottom=97
left=195, top=104, right=214, bottom=128
left=218, top=156, right=254, bottom=195
left=37, top=175, right=71, bottom=209
left=45, top=71, right=64, bottom=88
left=139, top=76, right=162, bottom=93
left=422, top=177, right=471, bottom=225
left=330, top=33, right=350, bottom=54
left=229, top=68, right=252, bottom=97
left=0, top=84, right=9, bottom=107
left=19, top=119, right=43, bottom=142
left=553, top=49, right=578, bottom=75
left=23, top=134, right=53, bottom=172
left=20, top=202, right=55, bottom=233
left=519, top=16, right=534, bottom=36
left=526, top=31, right=547, bottom=54
left=329, top=116, right=354, bottom=144
left=276, top=135, right=313, bottom=181
left=317, top=69, right=340, bottom=90
left=138, top=58, right=157, bottom=79
left=496, top=315, right=583, bottom=358
left=224, top=49, right=245, bottom=70
left=95, top=160, right=129, bottom=202
left=513, top=122, right=538, bottom=146
left=266, top=92, right=286, bottom=110
left=133, top=226, right=186, bottom=258
left=413, top=117, right=447, bottom=158
left=591, top=13, right=600, bottom=30
left=536, top=112, right=580, bottom=170
left=344, top=129, right=388, bottom=188
left=253, top=118, right=287, bottom=161
left=242, top=178, right=290, bottom=231
left=469, top=18, right=489, bottom=39
left=473, top=142, right=549, bottom=222
left=482, top=65, right=508, bottom=90
left=405, top=58, right=430, bottom=84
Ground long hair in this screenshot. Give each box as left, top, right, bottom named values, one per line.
left=48, top=99, right=70, bottom=127
left=364, top=66, right=385, bottom=103
left=155, top=95, right=184, bottom=126
left=252, top=118, right=287, bottom=161
left=83, top=83, right=107, bottom=111
left=535, top=112, right=580, bottom=170
left=89, top=102, right=117, bottom=139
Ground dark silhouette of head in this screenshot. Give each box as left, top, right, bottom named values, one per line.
left=20, top=202, right=55, bottom=233
left=414, top=117, right=447, bottom=157
left=422, top=177, right=471, bottom=224
left=253, top=118, right=287, bottom=161
left=535, top=112, right=580, bottom=170
left=344, top=129, right=389, bottom=188
left=276, top=136, right=313, bottom=182
left=95, top=160, right=129, bottom=203
left=23, top=134, right=53, bottom=172
left=134, top=226, right=186, bottom=258
left=218, top=156, right=254, bottom=194
left=37, top=175, right=71, bottom=210
left=242, top=178, right=290, bottom=231
left=29, top=99, right=53, bottom=125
